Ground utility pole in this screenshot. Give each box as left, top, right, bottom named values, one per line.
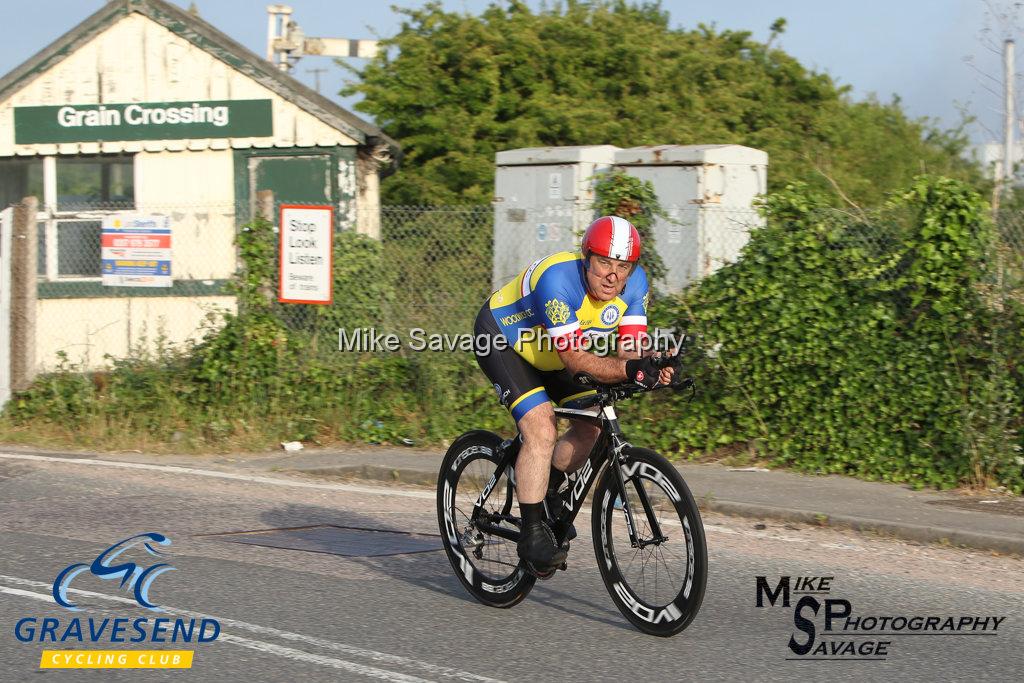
left=306, top=67, right=327, bottom=94
left=1002, top=39, right=1015, bottom=205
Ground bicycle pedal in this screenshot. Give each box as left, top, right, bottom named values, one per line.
left=524, top=561, right=558, bottom=580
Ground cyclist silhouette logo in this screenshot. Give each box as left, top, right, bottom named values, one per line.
left=52, top=533, right=176, bottom=612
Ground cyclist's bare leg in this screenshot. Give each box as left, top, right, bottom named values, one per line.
left=552, top=420, right=601, bottom=474
left=515, top=402, right=557, bottom=505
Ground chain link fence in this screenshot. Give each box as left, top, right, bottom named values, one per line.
left=4, top=198, right=765, bottom=370
left=9, top=196, right=1024, bottom=372
left=994, top=211, right=1024, bottom=306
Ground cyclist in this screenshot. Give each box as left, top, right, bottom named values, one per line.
left=473, top=215, right=676, bottom=574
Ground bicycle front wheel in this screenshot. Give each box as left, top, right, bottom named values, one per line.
left=437, top=430, right=535, bottom=607
left=592, top=447, right=707, bottom=636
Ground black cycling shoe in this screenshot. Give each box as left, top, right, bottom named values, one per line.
left=518, top=521, right=568, bottom=575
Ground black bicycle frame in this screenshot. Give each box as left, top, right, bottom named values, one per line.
left=470, top=404, right=667, bottom=548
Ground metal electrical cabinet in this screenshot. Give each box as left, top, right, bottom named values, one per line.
left=492, top=145, right=619, bottom=289
left=615, top=145, right=768, bottom=293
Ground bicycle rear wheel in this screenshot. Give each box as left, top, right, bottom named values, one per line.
left=592, top=447, right=707, bottom=636
left=437, top=430, right=535, bottom=607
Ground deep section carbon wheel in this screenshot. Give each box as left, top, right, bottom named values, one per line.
left=437, top=430, right=535, bottom=607
left=592, top=447, right=707, bottom=636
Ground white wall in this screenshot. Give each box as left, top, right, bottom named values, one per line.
left=36, top=295, right=236, bottom=370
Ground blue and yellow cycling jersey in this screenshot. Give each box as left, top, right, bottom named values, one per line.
left=487, top=252, right=649, bottom=371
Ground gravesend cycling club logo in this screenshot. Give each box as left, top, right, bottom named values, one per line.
left=54, top=532, right=175, bottom=611
left=12, top=533, right=220, bottom=670
left=755, top=575, right=1007, bottom=661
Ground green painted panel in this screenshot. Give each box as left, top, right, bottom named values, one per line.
left=14, top=99, right=272, bottom=144
left=251, top=154, right=332, bottom=205
left=233, top=147, right=354, bottom=232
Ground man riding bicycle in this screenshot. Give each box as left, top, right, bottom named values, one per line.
left=473, top=215, right=676, bottom=574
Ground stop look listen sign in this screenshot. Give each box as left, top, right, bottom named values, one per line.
left=278, top=205, right=334, bottom=304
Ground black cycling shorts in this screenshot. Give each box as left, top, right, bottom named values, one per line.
left=473, top=303, right=595, bottom=423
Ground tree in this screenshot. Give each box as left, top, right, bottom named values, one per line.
left=344, top=1, right=983, bottom=206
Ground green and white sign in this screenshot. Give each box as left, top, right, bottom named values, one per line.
left=14, top=99, right=273, bottom=143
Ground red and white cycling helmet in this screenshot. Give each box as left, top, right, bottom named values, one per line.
left=581, top=216, right=641, bottom=263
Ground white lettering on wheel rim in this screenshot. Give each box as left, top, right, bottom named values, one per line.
left=602, top=464, right=693, bottom=623
left=443, top=479, right=474, bottom=584
left=621, top=461, right=681, bottom=502
left=447, top=443, right=524, bottom=593
left=613, top=582, right=683, bottom=625
left=451, top=444, right=492, bottom=471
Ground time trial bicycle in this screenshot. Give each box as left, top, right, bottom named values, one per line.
left=436, top=362, right=707, bottom=637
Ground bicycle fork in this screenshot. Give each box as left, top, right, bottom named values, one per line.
left=605, top=424, right=669, bottom=550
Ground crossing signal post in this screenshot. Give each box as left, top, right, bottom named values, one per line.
left=265, top=4, right=379, bottom=73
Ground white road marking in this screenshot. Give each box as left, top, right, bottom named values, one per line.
left=0, top=452, right=435, bottom=499
left=0, top=576, right=503, bottom=682
left=1, top=585, right=54, bottom=603
left=215, top=634, right=433, bottom=681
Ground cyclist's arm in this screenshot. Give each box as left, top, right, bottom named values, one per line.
left=557, top=344, right=674, bottom=386
left=617, top=341, right=643, bottom=360
left=557, top=346, right=628, bottom=384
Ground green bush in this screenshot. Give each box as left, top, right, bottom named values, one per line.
left=5, top=352, right=99, bottom=427
left=592, top=171, right=667, bottom=287
left=637, top=176, right=1023, bottom=492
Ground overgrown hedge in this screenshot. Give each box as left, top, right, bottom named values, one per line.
left=630, top=176, right=1023, bottom=492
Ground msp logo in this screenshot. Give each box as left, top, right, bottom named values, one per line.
left=13, top=533, right=219, bottom=670
left=600, top=304, right=619, bottom=325
left=756, top=575, right=1007, bottom=661
left=545, top=298, right=571, bottom=325
left=53, top=533, right=175, bottom=612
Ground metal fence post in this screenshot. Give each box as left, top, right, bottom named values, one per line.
left=255, top=189, right=276, bottom=307
left=10, top=196, right=38, bottom=392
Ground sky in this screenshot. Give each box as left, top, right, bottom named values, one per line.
left=0, top=0, right=1011, bottom=146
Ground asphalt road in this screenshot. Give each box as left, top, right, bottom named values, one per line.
left=0, top=455, right=1020, bottom=681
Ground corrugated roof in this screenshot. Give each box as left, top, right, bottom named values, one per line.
left=0, top=0, right=400, bottom=166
